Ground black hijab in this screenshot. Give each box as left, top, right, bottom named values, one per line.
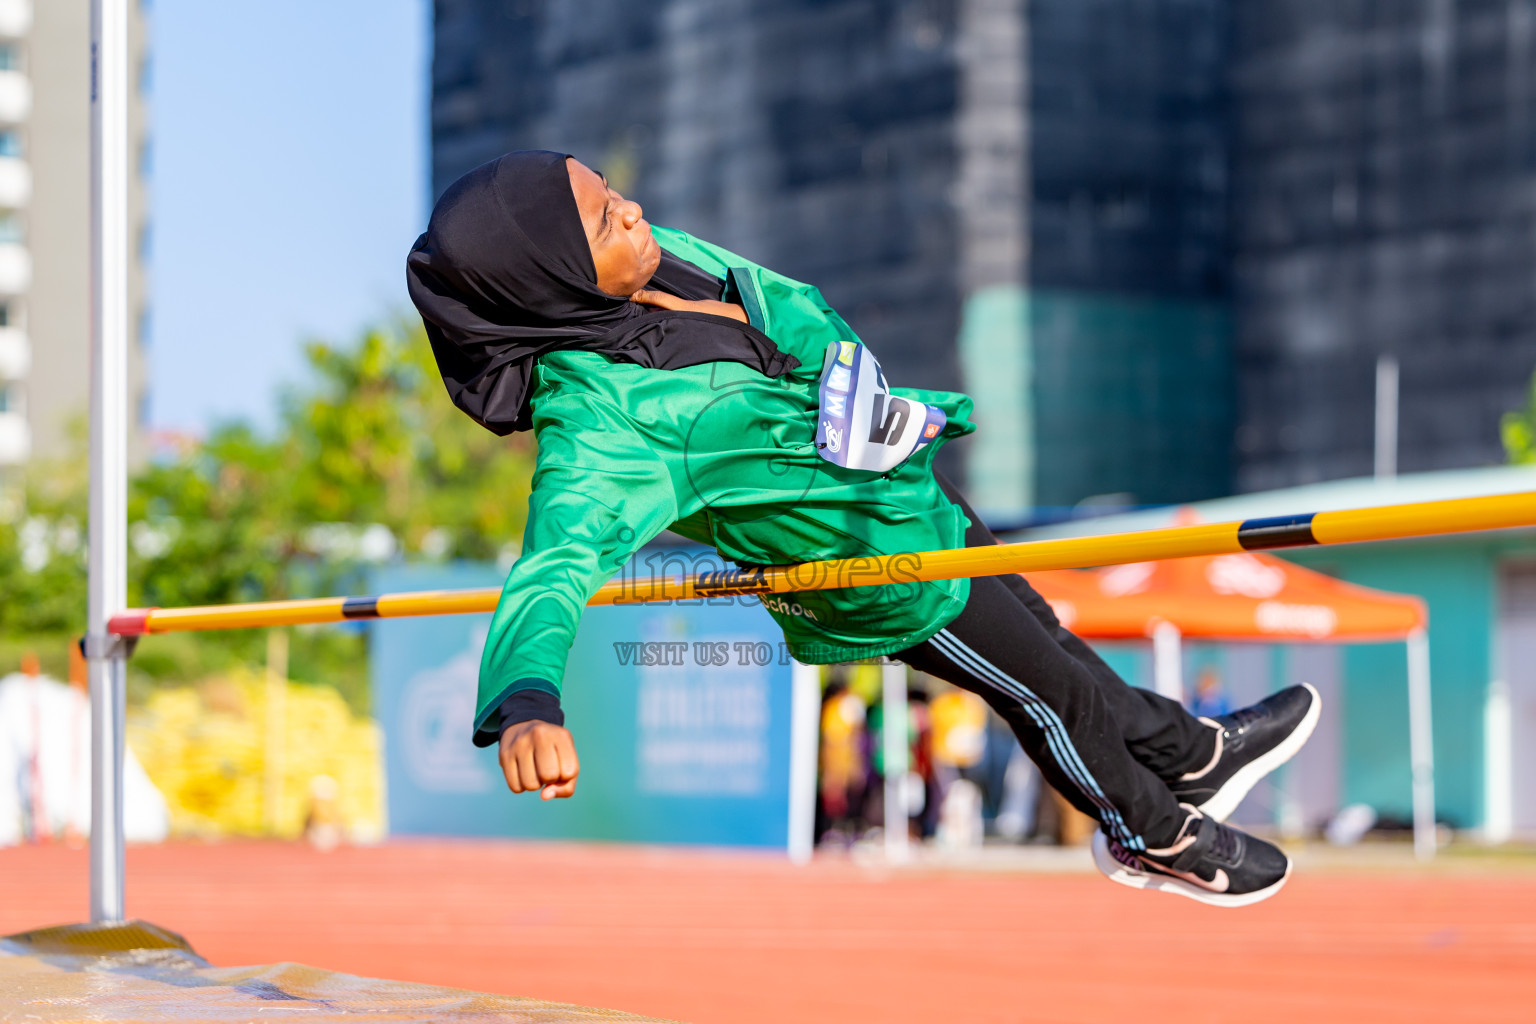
left=406, top=150, right=800, bottom=435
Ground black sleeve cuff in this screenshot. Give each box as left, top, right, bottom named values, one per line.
left=497, top=688, right=565, bottom=739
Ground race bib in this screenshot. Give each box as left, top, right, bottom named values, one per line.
left=815, top=340, right=946, bottom=473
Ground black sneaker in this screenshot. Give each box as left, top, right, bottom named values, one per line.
left=1168, top=683, right=1321, bottom=821
left=1091, top=808, right=1291, bottom=908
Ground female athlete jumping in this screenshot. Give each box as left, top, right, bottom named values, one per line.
left=406, top=151, right=1320, bottom=907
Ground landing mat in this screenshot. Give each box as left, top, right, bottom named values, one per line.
left=2, top=920, right=678, bottom=1023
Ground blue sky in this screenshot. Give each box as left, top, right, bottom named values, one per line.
left=149, top=0, right=428, bottom=435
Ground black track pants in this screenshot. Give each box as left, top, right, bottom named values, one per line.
left=894, top=478, right=1216, bottom=849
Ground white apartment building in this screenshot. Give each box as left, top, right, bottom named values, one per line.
left=0, top=0, right=31, bottom=467
left=0, top=0, right=148, bottom=476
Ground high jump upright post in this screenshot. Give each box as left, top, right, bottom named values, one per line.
left=87, top=0, right=131, bottom=924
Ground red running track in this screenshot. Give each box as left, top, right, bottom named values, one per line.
left=2, top=840, right=1534, bottom=1024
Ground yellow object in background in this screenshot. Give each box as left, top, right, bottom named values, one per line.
left=844, top=662, right=883, bottom=706
left=929, top=690, right=988, bottom=769
left=819, top=690, right=867, bottom=786
left=127, top=670, right=384, bottom=842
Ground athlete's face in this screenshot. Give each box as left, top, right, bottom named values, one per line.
left=567, top=158, right=661, bottom=298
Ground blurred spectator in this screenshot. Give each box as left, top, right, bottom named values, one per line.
left=816, top=679, right=868, bottom=845
left=863, top=671, right=937, bottom=842
left=972, top=713, right=1018, bottom=829
left=862, top=681, right=889, bottom=838
left=906, top=684, right=936, bottom=839
left=937, top=778, right=985, bottom=850
left=928, top=687, right=988, bottom=839
left=1190, top=666, right=1231, bottom=719
left=993, top=744, right=1041, bottom=842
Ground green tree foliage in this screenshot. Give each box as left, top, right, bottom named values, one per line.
left=0, top=321, right=535, bottom=710
left=0, top=442, right=90, bottom=638
left=280, top=325, right=534, bottom=562
left=1502, top=369, right=1536, bottom=465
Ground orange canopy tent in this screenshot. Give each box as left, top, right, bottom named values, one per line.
left=1029, top=548, right=1426, bottom=646
left=1024, top=513, right=1435, bottom=857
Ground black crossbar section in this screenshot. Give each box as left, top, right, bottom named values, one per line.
left=693, top=566, right=770, bottom=598
left=341, top=597, right=380, bottom=619
left=1236, top=513, right=1318, bottom=550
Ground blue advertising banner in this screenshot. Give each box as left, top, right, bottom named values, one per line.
left=369, top=562, right=795, bottom=847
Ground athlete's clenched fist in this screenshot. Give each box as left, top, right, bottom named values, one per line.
left=498, top=720, right=580, bottom=800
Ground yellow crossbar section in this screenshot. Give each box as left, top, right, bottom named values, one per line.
left=107, top=490, right=1536, bottom=636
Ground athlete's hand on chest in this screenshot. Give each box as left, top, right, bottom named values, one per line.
left=499, top=720, right=581, bottom=800
left=631, top=288, right=748, bottom=323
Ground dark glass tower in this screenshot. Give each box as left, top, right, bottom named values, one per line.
left=1231, top=2, right=1536, bottom=490
left=429, top=0, right=1235, bottom=516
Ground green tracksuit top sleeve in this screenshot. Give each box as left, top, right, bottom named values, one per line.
left=470, top=225, right=977, bottom=747
left=472, top=392, right=679, bottom=743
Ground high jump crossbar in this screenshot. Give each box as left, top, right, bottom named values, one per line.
left=107, top=490, right=1536, bottom=637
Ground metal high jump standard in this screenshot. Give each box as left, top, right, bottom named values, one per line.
left=86, top=0, right=132, bottom=924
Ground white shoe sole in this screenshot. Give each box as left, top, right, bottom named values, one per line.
left=1196, top=682, right=1322, bottom=822
left=1091, top=831, right=1291, bottom=908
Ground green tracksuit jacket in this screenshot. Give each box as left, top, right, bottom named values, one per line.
left=471, top=226, right=976, bottom=746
